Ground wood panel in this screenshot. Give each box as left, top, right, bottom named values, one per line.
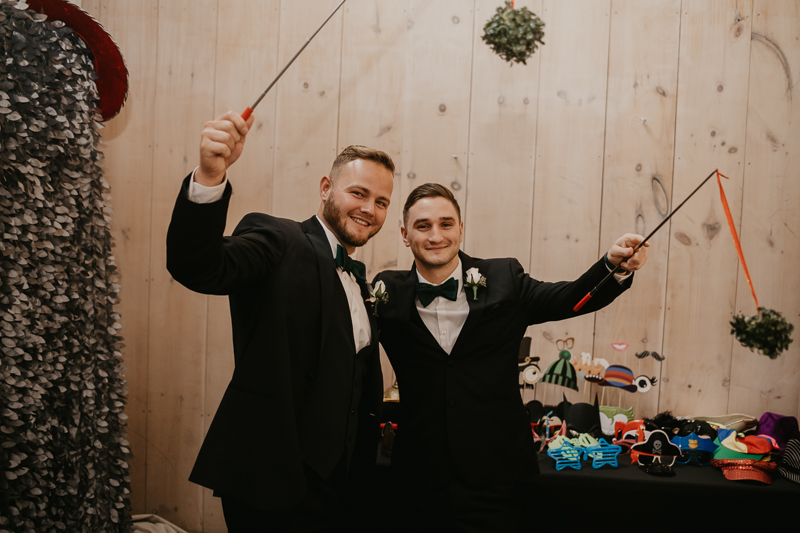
left=525, top=0, right=611, bottom=406
left=145, top=1, right=218, bottom=529
left=271, top=0, right=344, bottom=220
left=337, top=0, right=409, bottom=277
left=395, top=0, right=476, bottom=270
left=201, top=2, right=282, bottom=530
left=593, top=0, right=681, bottom=418
left=58, top=3, right=800, bottom=530
left=660, top=0, right=754, bottom=416
left=728, top=0, right=800, bottom=417
left=464, top=0, right=542, bottom=267
left=79, top=0, right=160, bottom=515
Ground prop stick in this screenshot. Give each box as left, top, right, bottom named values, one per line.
left=573, top=168, right=719, bottom=311
left=241, top=0, right=347, bottom=120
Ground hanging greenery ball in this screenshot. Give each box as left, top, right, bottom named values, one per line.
left=482, top=1, right=545, bottom=65
left=730, top=308, right=794, bottom=359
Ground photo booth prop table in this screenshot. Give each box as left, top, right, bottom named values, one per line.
left=531, top=453, right=800, bottom=524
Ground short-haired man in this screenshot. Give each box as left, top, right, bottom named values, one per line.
left=373, top=183, right=647, bottom=531
left=166, top=111, right=394, bottom=530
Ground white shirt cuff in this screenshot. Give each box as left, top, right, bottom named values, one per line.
left=188, top=167, right=227, bottom=204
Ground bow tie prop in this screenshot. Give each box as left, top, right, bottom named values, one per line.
left=416, top=278, right=459, bottom=307
left=335, top=245, right=366, bottom=283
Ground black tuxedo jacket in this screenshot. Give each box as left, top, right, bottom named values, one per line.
left=166, top=176, right=383, bottom=511
left=374, top=251, right=631, bottom=486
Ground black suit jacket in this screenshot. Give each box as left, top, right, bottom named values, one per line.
left=374, top=251, right=631, bottom=486
left=166, top=176, right=383, bottom=511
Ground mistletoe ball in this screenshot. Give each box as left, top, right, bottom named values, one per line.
left=730, top=308, right=794, bottom=359
left=482, top=1, right=545, bottom=65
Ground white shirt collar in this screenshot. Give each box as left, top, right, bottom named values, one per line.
left=415, top=258, right=463, bottom=293
left=316, top=215, right=359, bottom=260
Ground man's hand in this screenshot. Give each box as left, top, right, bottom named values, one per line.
left=607, top=233, right=648, bottom=272
left=196, top=111, right=255, bottom=187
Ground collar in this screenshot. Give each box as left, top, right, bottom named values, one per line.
left=415, top=258, right=463, bottom=294
left=316, top=215, right=359, bottom=261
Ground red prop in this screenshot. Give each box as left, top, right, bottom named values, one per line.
left=716, top=170, right=760, bottom=312
left=27, top=0, right=128, bottom=120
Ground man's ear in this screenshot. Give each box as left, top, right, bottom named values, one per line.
left=319, top=175, right=333, bottom=202
left=400, top=225, right=410, bottom=248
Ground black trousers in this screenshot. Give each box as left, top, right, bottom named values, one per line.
left=396, top=474, right=537, bottom=533
left=221, top=456, right=355, bottom=533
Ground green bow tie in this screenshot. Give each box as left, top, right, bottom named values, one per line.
left=335, top=245, right=366, bottom=282
left=416, top=277, right=459, bottom=307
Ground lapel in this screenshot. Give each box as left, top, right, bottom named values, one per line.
left=449, top=252, right=487, bottom=357
left=395, top=264, right=444, bottom=354
left=301, top=216, right=337, bottom=355
left=357, top=276, right=379, bottom=346
left=303, top=216, right=378, bottom=348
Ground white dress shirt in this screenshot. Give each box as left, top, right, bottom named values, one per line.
left=415, top=259, right=469, bottom=355
left=187, top=169, right=371, bottom=352
left=414, top=257, right=629, bottom=356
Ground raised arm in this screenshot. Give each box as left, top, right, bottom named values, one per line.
left=196, top=110, right=254, bottom=187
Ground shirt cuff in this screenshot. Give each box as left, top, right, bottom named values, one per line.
left=603, top=253, right=632, bottom=283
left=187, top=167, right=227, bottom=204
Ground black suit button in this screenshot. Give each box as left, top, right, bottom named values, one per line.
left=350, top=409, right=355, bottom=415
left=448, top=400, right=456, bottom=407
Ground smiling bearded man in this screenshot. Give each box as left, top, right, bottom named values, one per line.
left=372, top=182, right=648, bottom=532
left=321, top=158, right=385, bottom=247
left=167, top=110, right=394, bottom=531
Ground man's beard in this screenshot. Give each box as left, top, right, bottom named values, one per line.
left=322, top=194, right=378, bottom=248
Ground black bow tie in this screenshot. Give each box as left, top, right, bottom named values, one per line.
left=416, top=277, right=459, bottom=307
left=335, top=245, right=366, bottom=282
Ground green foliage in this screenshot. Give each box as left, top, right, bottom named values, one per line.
left=0, top=1, right=132, bottom=530
left=731, top=308, right=794, bottom=359
left=482, top=1, right=545, bottom=65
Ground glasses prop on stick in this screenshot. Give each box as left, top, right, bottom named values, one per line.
left=241, top=0, right=348, bottom=120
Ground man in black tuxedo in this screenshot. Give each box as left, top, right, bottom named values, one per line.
left=373, top=183, right=648, bottom=532
left=166, top=111, right=394, bottom=531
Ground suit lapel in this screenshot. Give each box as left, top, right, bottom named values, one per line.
left=393, top=265, right=443, bottom=354
left=302, top=217, right=337, bottom=355
left=356, top=277, right=379, bottom=346
left=450, top=252, right=487, bottom=357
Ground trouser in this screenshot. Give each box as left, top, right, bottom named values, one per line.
left=398, top=474, right=537, bottom=533
left=221, top=455, right=351, bottom=533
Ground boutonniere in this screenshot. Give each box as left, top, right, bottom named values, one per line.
left=464, top=267, right=487, bottom=301
left=367, top=280, right=389, bottom=316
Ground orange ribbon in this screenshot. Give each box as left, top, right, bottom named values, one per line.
left=716, top=170, right=760, bottom=312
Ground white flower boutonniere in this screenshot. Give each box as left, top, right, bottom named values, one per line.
left=367, top=280, right=389, bottom=316
left=464, top=267, right=487, bottom=301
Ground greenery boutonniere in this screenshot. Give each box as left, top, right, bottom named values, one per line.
left=367, top=280, right=389, bottom=317
left=464, top=268, right=487, bottom=301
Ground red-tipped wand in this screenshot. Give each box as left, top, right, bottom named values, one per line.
left=573, top=168, right=719, bottom=312
left=241, top=0, right=348, bottom=120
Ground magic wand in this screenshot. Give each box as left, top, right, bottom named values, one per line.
left=573, top=168, right=719, bottom=312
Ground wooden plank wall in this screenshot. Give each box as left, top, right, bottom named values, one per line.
left=72, top=1, right=799, bottom=531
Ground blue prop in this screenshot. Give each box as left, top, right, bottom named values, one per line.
left=547, top=441, right=582, bottom=471
left=582, top=439, right=622, bottom=469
